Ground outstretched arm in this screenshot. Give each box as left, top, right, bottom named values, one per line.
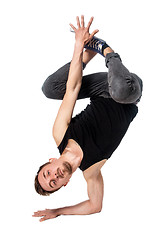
left=52, top=16, right=98, bottom=146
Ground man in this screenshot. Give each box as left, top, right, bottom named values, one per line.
left=33, top=16, right=142, bottom=222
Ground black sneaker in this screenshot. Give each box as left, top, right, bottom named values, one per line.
left=70, top=28, right=109, bottom=56
left=84, top=36, right=109, bottom=56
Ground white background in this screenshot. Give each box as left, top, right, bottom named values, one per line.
left=1, top=0, right=160, bottom=239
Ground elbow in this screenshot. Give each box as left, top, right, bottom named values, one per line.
left=92, top=204, right=102, bottom=214
left=95, top=206, right=102, bottom=213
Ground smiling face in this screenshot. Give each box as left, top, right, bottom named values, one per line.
left=38, top=158, right=73, bottom=192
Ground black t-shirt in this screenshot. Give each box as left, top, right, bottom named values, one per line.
left=58, top=97, right=138, bottom=171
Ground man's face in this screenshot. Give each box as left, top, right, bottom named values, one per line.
left=38, top=158, right=72, bottom=192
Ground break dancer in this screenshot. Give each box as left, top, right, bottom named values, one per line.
left=33, top=16, right=143, bottom=222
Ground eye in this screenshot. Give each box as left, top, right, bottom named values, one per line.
left=52, top=180, right=56, bottom=185
left=47, top=170, right=50, bottom=175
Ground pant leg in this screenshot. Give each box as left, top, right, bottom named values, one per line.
left=105, top=52, right=143, bottom=104
left=42, top=62, right=73, bottom=100
left=42, top=62, right=110, bottom=100
left=79, top=72, right=110, bottom=99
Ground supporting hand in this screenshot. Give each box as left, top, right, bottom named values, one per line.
left=69, top=15, right=99, bottom=47
left=32, top=209, right=59, bottom=222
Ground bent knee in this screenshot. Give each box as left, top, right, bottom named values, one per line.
left=42, top=76, right=65, bottom=100
left=41, top=77, right=52, bottom=98
left=109, top=73, right=143, bottom=104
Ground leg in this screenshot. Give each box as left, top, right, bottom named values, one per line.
left=84, top=36, right=143, bottom=104
left=105, top=51, right=143, bottom=104
left=42, top=62, right=74, bottom=100
left=80, top=51, right=143, bottom=103
left=42, top=49, right=108, bottom=100
left=78, top=71, right=110, bottom=99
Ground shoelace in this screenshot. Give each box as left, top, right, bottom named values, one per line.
left=86, top=38, right=103, bottom=52
left=70, top=28, right=104, bottom=54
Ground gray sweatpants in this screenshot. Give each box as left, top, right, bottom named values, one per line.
left=42, top=52, right=143, bottom=104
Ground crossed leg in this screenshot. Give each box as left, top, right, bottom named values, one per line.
left=42, top=48, right=142, bottom=104
left=42, top=49, right=110, bottom=100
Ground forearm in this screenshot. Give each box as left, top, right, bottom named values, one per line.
left=83, top=49, right=97, bottom=65
left=56, top=200, right=100, bottom=216
left=66, top=42, right=84, bottom=91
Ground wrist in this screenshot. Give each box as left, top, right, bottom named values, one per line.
left=55, top=206, right=75, bottom=216
left=74, top=41, right=84, bottom=52
left=55, top=207, right=69, bottom=216
left=55, top=208, right=63, bottom=216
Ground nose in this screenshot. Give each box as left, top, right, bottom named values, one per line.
left=54, top=173, right=59, bottom=179
left=46, top=170, right=59, bottom=181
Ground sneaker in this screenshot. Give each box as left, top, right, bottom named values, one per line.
left=70, top=28, right=109, bottom=56
left=84, top=36, right=109, bottom=56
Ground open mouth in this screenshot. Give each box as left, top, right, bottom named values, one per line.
left=63, top=162, right=72, bottom=174
left=57, top=168, right=64, bottom=178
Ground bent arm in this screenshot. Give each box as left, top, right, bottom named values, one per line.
left=56, top=171, right=104, bottom=216
left=33, top=171, right=104, bottom=221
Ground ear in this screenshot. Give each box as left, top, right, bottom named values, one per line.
left=63, top=180, right=70, bottom=187
left=49, top=158, right=57, bottom=163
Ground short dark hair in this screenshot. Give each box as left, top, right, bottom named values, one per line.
left=34, top=162, right=61, bottom=196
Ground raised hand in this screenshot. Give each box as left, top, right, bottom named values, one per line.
left=69, top=15, right=99, bottom=46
